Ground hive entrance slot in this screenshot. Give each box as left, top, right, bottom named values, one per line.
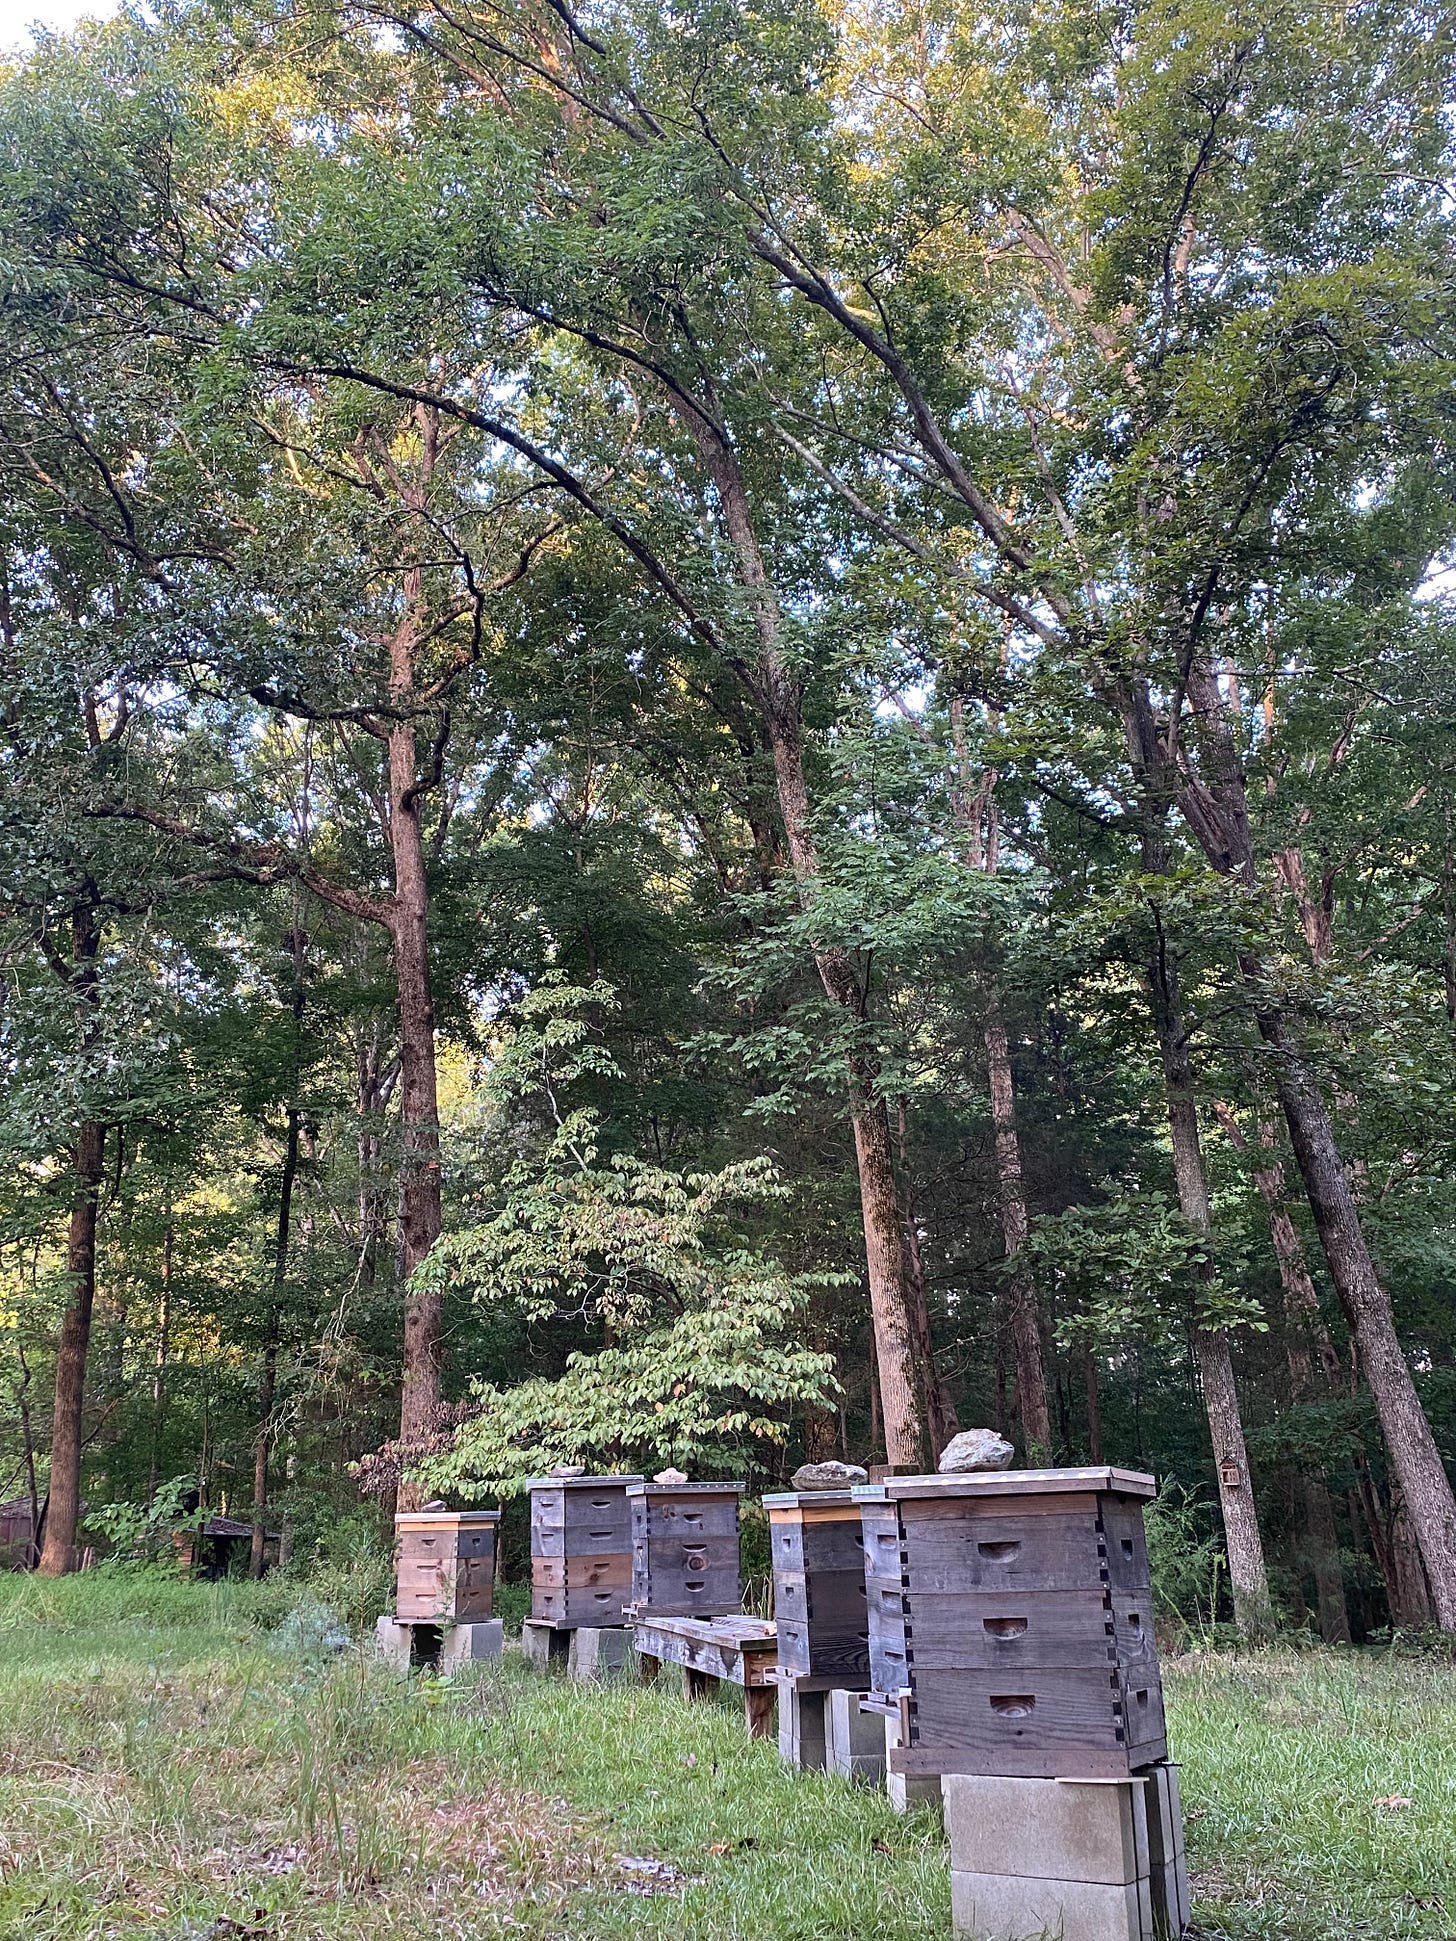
left=1121, top=1538, right=1135, bottom=1560
left=977, top=1540, right=1021, bottom=1562
left=1126, top=1611, right=1143, bottom=1636
left=983, top=1616, right=1028, bottom=1639
left=990, top=1694, right=1035, bottom=1718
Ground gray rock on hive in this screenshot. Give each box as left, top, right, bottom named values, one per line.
left=791, top=1460, right=870, bottom=1491
left=937, top=1428, right=1015, bottom=1473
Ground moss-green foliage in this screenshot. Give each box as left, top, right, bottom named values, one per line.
left=2, top=1586, right=1454, bottom=1939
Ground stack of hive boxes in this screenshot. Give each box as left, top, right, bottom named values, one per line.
left=855, top=1466, right=1188, bottom=1940
left=764, top=1486, right=881, bottom=1778
left=528, top=1473, right=642, bottom=1628
left=524, top=1473, right=642, bottom=1678
left=628, top=1480, right=742, bottom=1617
left=379, top=1507, right=503, bottom=1670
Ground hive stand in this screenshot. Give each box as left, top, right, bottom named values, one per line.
left=944, top=1768, right=1188, bottom=1941
left=526, top=1473, right=642, bottom=1681
left=627, top=1480, right=743, bottom=1619
left=381, top=1508, right=503, bottom=1672
left=632, top=1613, right=780, bottom=1736
left=854, top=1467, right=1166, bottom=1784
left=763, top=1486, right=873, bottom=1775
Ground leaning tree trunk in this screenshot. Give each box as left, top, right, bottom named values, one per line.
left=1168, top=658, right=1456, bottom=1626
left=1213, top=1104, right=1350, bottom=1642
left=1256, top=1005, right=1456, bottom=1624
left=686, top=413, right=931, bottom=1471
left=1144, top=924, right=1272, bottom=1639
left=37, top=1116, right=105, bottom=1577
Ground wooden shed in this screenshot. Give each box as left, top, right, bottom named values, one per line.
left=856, top=1467, right=1164, bottom=1781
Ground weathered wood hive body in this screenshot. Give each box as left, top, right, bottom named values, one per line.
left=527, top=1474, right=643, bottom=1627
left=627, top=1481, right=743, bottom=1618
left=763, top=1488, right=870, bottom=1687
left=855, top=1467, right=1163, bottom=1780
left=394, top=1509, right=500, bottom=1623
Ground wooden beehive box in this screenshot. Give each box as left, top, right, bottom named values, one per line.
left=856, top=1467, right=1163, bottom=1780
left=528, top=1473, right=643, bottom=1627
left=763, top=1487, right=870, bottom=1687
left=394, top=1509, right=500, bottom=1623
left=627, top=1481, right=743, bottom=1619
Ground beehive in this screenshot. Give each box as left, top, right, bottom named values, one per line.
left=627, top=1481, right=743, bottom=1618
left=763, top=1488, right=870, bottom=1687
left=856, top=1467, right=1163, bottom=1780
left=394, top=1509, right=500, bottom=1623
left=528, top=1473, right=643, bottom=1627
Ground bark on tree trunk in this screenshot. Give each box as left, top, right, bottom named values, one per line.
left=254, top=920, right=307, bottom=1576
left=985, top=994, right=1051, bottom=1454
left=37, top=1116, right=105, bottom=1577
left=899, top=1099, right=959, bottom=1457
left=1168, top=658, right=1456, bottom=1626
left=389, top=694, right=444, bottom=1495
left=946, top=695, right=1051, bottom=1455
left=146, top=1192, right=172, bottom=1508
left=1084, top=1350, right=1103, bottom=1464
left=1145, top=933, right=1272, bottom=1638
left=1212, top=1104, right=1351, bottom=1642
left=1256, top=1002, right=1456, bottom=1626
left=684, top=410, right=929, bottom=1471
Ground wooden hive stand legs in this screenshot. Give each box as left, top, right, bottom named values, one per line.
left=743, top=1684, right=776, bottom=1739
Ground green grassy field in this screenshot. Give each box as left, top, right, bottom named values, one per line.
left=0, top=1574, right=1452, bottom=1940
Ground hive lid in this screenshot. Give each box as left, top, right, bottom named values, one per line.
left=394, top=1507, right=502, bottom=1527
left=761, top=1489, right=861, bottom=1510
left=625, top=1480, right=745, bottom=1496
left=525, top=1473, right=645, bottom=1491
left=851, top=1465, right=1156, bottom=1503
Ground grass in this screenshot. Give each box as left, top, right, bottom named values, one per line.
left=0, top=1574, right=1453, bottom=1940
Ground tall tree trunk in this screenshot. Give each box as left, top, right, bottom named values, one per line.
left=1084, top=1350, right=1104, bottom=1464
left=1170, top=659, right=1456, bottom=1625
left=1144, top=926, right=1272, bottom=1638
left=37, top=1116, right=105, bottom=1576
left=146, top=1190, right=172, bottom=1508
left=1212, top=1104, right=1351, bottom=1641
left=685, top=412, right=929, bottom=1470
left=985, top=995, right=1051, bottom=1454
left=1254, top=1001, right=1456, bottom=1625
left=253, top=918, right=307, bottom=1577
left=945, top=697, right=1050, bottom=1453
left=388, top=610, right=445, bottom=1497
left=899, top=1099, right=959, bottom=1456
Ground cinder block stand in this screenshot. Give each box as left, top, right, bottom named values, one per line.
left=521, top=1618, right=573, bottom=1671
left=777, top=1681, right=829, bottom=1771
left=945, top=1770, right=1187, bottom=1940
left=885, top=1710, right=942, bottom=1812
left=375, top=1614, right=503, bottom=1672
left=827, top=1688, right=886, bottom=1782
left=566, top=1625, right=629, bottom=1681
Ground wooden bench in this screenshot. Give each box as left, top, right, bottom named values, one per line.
left=631, top=1613, right=780, bottom=1735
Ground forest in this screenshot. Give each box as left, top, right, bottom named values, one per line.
left=3, top=0, right=1456, bottom=1655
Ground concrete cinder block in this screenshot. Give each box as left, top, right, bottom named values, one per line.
left=944, top=1774, right=1147, bottom=1886
left=1143, top=1765, right=1189, bottom=1936
left=441, top=1618, right=504, bottom=1671
left=827, top=1688, right=886, bottom=1782
left=521, top=1619, right=571, bottom=1671
left=567, top=1625, right=629, bottom=1681
left=374, top=1615, right=411, bottom=1672
left=951, top=1868, right=1153, bottom=1941
left=778, top=1684, right=828, bottom=1771
left=884, top=1712, right=941, bottom=1813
